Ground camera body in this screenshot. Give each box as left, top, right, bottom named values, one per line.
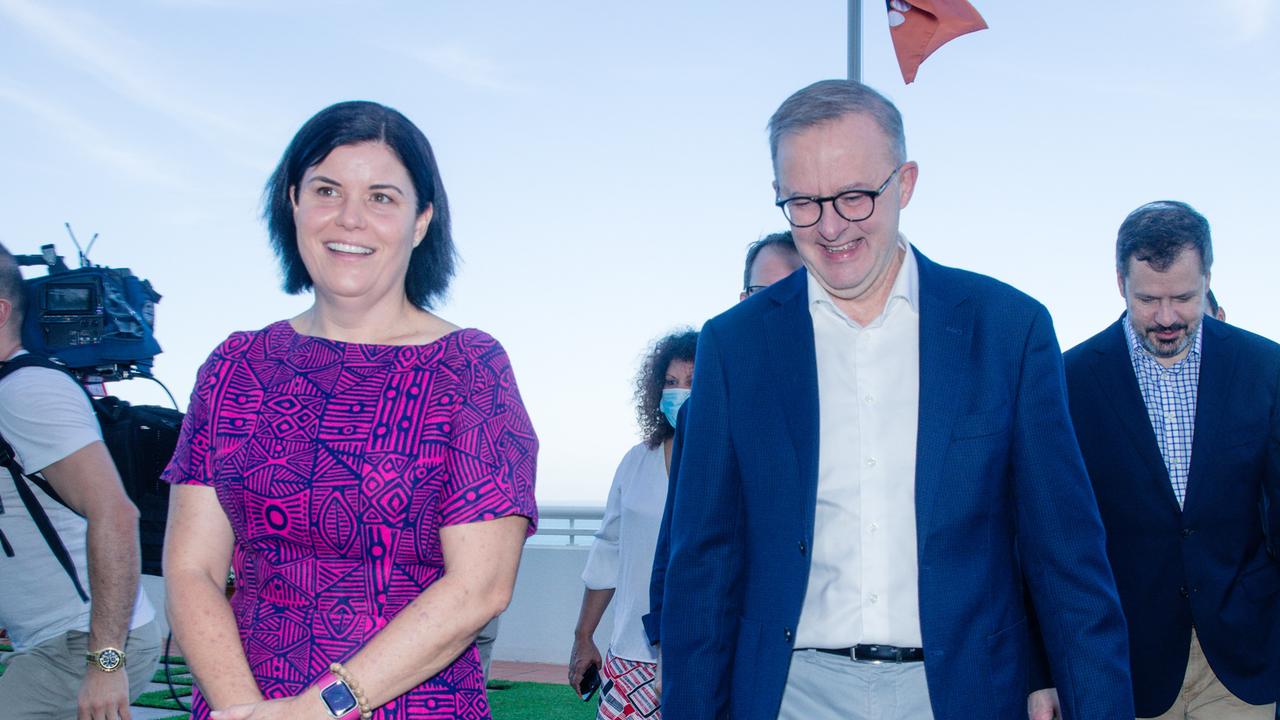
left=17, top=243, right=162, bottom=381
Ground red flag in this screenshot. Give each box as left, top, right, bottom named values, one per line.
left=886, top=0, right=988, bottom=84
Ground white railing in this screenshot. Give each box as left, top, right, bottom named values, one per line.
left=532, top=504, right=604, bottom=546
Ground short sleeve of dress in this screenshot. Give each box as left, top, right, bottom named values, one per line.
left=161, top=333, right=246, bottom=487
left=439, top=332, right=539, bottom=535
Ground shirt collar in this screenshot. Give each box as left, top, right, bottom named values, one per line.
left=1122, top=313, right=1203, bottom=370
left=806, top=235, right=919, bottom=325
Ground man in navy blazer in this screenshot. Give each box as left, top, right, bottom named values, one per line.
left=1062, top=201, right=1280, bottom=718
left=656, top=79, right=1133, bottom=720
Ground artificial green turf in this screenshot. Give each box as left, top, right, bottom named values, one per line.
left=486, top=679, right=600, bottom=720
left=135, top=686, right=193, bottom=710
left=153, top=665, right=193, bottom=683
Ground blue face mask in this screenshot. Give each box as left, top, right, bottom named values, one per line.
left=660, top=388, right=691, bottom=430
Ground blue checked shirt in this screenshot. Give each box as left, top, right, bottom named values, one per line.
left=1124, top=317, right=1201, bottom=508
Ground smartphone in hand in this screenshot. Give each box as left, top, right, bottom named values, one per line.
left=578, top=663, right=601, bottom=701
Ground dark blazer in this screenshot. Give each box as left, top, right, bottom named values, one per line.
left=657, top=249, right=1134, bottom=720
left=1063, top=316, right=1280, bottom=716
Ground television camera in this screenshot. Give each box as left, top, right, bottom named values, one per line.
left=14, top=227, right=162, bottom=383
left=8, top=227, right=179, bottom=579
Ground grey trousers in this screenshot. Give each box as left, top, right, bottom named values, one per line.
left=476, top=615, right=501, bottom=683
left=778, top=649, right=934, bottom=720
left=0, top=620, right=162, bottom=719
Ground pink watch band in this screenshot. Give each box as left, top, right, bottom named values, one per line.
left=317, top=672, right=362, bottom=720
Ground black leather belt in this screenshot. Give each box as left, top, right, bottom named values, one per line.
left=813, top=644, right=925, bottom=663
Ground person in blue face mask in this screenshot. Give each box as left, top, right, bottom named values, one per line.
left=568, top=329, right=697, bottom=720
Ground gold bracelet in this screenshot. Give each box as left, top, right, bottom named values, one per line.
left=329, top=662, right=373, bottom=720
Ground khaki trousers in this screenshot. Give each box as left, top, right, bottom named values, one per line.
left=1143, top=630, right=1275, bottom=720
left=0, top=620, right=162, bottom=718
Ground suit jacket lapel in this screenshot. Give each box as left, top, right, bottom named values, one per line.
left=763, top=270, right=820, bottom=537
left=1088, top=319, right=1180, bottom=513
left=1185, top=318, right=1237, bottom=513
left=914, top=250, right=973, bottom=552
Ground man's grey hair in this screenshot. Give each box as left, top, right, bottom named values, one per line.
left=0, top=241, right=25, bottom=325
left=768, top=80, right=907, bottom=167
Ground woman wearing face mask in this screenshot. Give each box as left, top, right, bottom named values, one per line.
left=567, top=329, right=697, bottom=720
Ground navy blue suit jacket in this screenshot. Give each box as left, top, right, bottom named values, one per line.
left=1063, top=317, right=1280, bottom=716
left=657, top=250, right=1133, bottom=720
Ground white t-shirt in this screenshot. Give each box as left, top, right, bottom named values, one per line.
left=581, top=442, right=668, bottom=663
left=0, top=351, right=155, bottom=652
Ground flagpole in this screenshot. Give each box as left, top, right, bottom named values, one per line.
left=848, top=0, right=862, bottom=81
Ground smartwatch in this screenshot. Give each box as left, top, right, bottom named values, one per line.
left=85, top=647, right=126, bottom=673
left=319, top=674, right=361, bottom=720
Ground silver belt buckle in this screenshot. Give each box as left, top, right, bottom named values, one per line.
left=854, top=644, right=889, bottom=664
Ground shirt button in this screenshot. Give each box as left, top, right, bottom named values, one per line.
left=864, top=394, right=875, bottom=405
left=865, top=457, right=877, bottom=468
left=798, top=540, right=807, bottom=555
left=869, top=522, right=879, bottom=533
left=869, top=594, right=879, bottom=604
left=784, top=628, right=793, bottom=643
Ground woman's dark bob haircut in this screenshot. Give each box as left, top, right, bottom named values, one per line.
left=264, top=101, right=455, bottom=309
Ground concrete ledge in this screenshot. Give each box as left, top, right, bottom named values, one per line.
left=493, top=544, right=613, bottom=665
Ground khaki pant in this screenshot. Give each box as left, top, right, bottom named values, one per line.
left=1143, top=630, right=1275, bottom=720
left=0, top=620, right=162, bottom=718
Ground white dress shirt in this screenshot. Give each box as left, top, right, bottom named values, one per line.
left=794, top=238, right=923, bottom=649
left=581, top=442, right=667, bottom=663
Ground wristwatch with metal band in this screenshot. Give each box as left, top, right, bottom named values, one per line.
left=85, top=647, right=126, bottom=673
left=319, top=674, right=361, bottom=720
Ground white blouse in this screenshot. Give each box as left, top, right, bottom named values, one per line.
left=581, top=442, right=668, bottom=663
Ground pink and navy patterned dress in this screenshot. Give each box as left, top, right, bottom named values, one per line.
left=163, top=321, right=538, bottom=719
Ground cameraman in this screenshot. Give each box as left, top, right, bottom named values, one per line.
left=0, top=242, right=160, bottom=719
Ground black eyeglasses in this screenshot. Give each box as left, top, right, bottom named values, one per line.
left=743, top=285, right=768, bottom=296
left=775, top=164, right=904, bottom=228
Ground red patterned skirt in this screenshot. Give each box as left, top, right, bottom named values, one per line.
left=596, top=651, right=661, bottom=720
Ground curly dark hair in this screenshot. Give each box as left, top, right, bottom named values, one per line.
left=263, top=101, right=455, bottom=309
left=635, top=329, right=698, bottom=449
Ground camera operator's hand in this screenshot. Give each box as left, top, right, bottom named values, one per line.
left=78, top=665, right=131, bottom=720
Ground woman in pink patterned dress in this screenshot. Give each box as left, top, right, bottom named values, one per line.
left=162, top=101, right=538, bottom=720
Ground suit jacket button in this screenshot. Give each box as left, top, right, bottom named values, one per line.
left=798, top=541, right=807, bottom=555
left=1180, top=586, right=1189, bottom=597
left=784, top=628, right=793, bottom=643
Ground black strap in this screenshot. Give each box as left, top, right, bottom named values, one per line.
left=0, top=356, right=91, bottom=602
left=0, top=355, right=81, bottom=510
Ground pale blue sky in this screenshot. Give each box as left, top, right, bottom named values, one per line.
left=2, top=0, right=1277, bottom=503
